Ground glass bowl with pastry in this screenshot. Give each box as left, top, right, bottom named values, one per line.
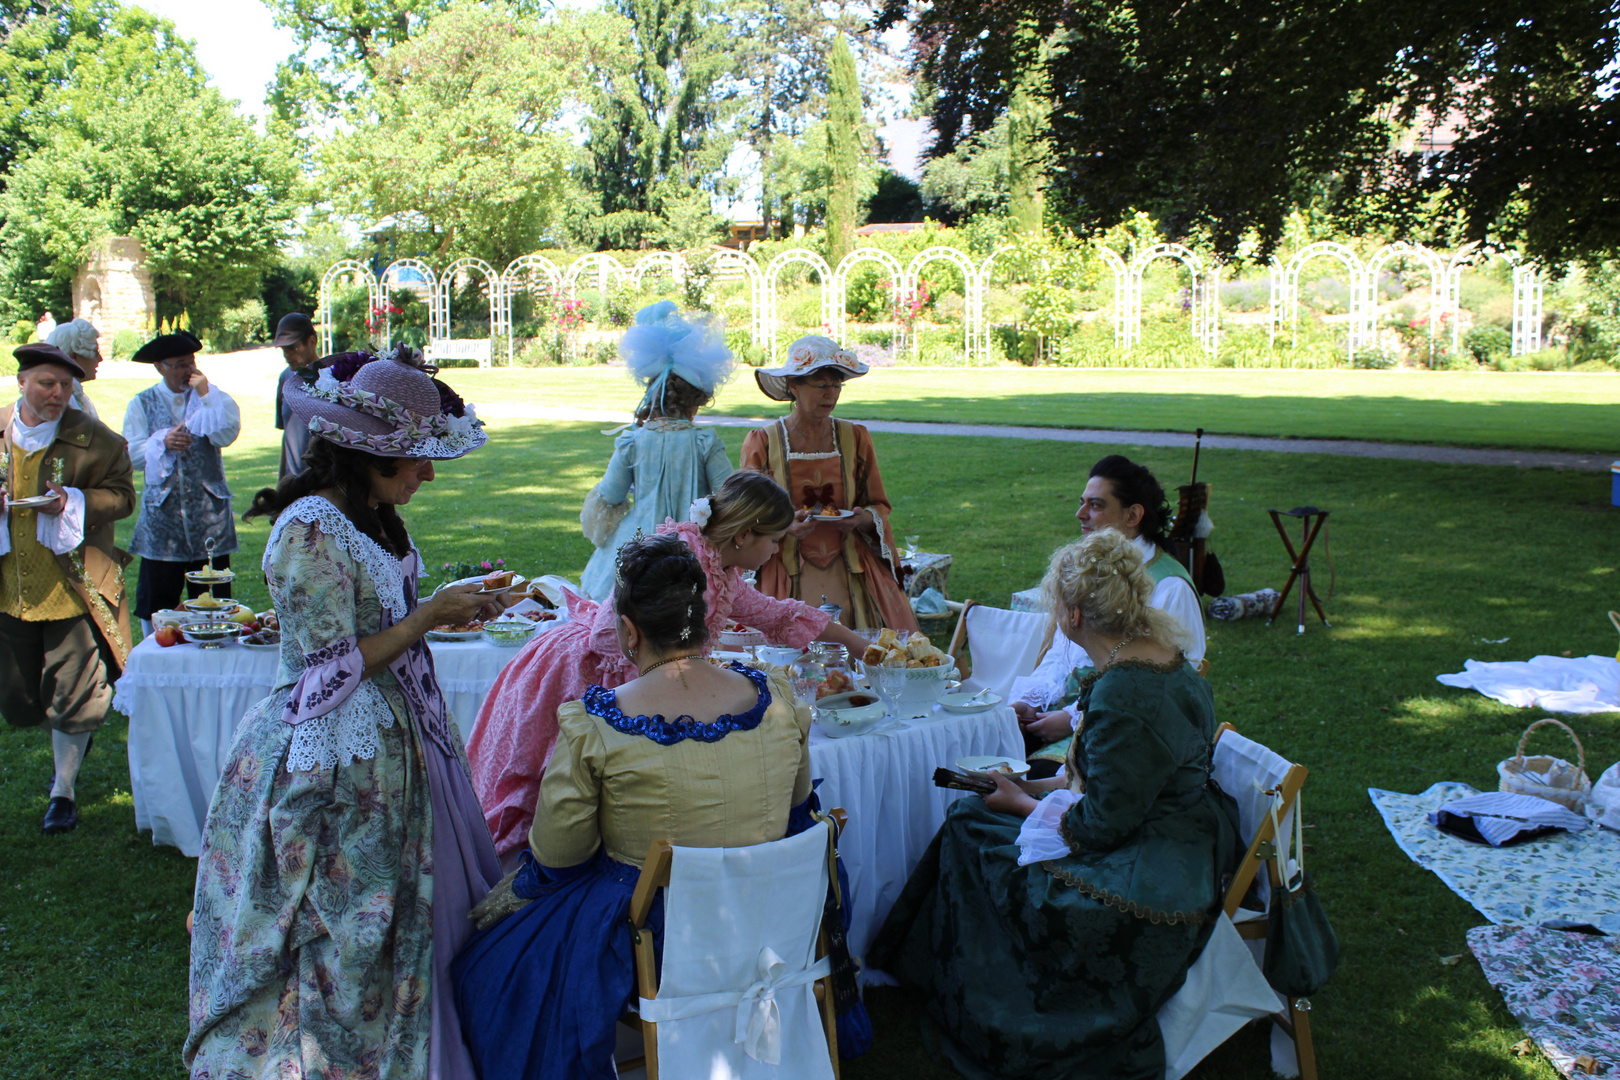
left=858, top=629, right=958, bottom=718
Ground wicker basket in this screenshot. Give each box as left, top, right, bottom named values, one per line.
left=1497, top=718, right=1592, bottom=813
left=913, top=599, right=964, bottom=640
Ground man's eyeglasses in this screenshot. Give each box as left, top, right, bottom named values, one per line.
left=159, top=357, right=198, bottom=371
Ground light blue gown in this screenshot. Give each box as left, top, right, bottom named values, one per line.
left=578, top=421, right=733, bottom=599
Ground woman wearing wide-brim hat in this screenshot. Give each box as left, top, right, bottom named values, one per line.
left=740, top=336, right=918, bottom=632
left=186, top=349, right=505, bottom=1080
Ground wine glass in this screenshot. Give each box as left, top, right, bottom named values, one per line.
left=878, top=657, right=908, bottom=719
left=903, top=535, right=921, bottom=561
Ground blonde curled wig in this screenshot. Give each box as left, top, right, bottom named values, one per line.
left=701, top=469, right=796, bottom=547
left=1041, top=527, right=1192, bottom=654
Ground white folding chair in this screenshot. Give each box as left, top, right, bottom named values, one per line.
left=1158, top=723, right=1319, bottom=1080
left=622, top=822, right=840, bottom=1080
left=945, top=601, right=1052, bottom=700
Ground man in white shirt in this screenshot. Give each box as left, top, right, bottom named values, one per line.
left=1009, top=454, right=1207, bottom=770
left=121, top=331, right=242, bottom=630
left=44, top=318, right=103, bottom=419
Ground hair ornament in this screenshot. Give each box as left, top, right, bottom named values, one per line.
left=688, top=495, right=713, bottom=527
left=622, top=301, right=735, bottom=417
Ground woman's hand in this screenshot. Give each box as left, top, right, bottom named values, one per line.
left=828, top=506, right=873, bottom=534
left=1014, top=702, right=1074, bottom=746
left=983, top=771, right=1039, bottom=818
left=786, top=509, right=816, bottom=538
left=422, top=582, right=504, bottom=627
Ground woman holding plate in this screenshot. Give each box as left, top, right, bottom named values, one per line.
left=739, top=335, right=917, bottom=632
left=186, top=350, right=506, bottom=1080
left=468, top=469, right=868, bottom=860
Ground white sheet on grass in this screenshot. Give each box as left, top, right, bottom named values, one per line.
left=1436, top=655, right=1620, bottom=715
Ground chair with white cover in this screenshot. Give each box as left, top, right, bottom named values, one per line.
left=1157, top=723, right=1320, bottom=1080
left=623, top=821, right=840, bottom=1080
left=945, top=601, right=1052, bottom=701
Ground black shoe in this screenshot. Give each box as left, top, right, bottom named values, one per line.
left=42, top=796, right=78, bottom=834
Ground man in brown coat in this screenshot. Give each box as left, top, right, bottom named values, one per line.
left=1, top=343, right=135, bottom=833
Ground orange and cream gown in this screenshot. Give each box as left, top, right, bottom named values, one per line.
left=740, top=418, right=918, bottom=632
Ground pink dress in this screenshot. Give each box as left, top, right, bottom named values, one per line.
left=467, top=518, right=830, bottom=857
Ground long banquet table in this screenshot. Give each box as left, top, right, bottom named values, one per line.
left=114, top=635, right=1022, bottom=957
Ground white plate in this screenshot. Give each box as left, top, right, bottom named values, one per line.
left=7, top=493, right=60, bottom=509
left=804, top=508, right=854, bottom=520
left=437, top=574, right=528, bottom=596
left=939, top=691, right=1003, bottom=713
left=955, top=755, right=1030, bottom=778
left=426, top=628, right=484, bottom=642
left=241, top=640, right=281, bottom=651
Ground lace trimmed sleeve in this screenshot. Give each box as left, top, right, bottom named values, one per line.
left=666, top=517, right=831, bottom=648
left=265, top=498, right=406, bottom=772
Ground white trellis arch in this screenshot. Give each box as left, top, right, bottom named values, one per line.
left=500, top=255, right=565, bottom=363
left=1280, top=242, right=1364, bottom=362
left=764, top=250, right=834, bottom=362
left=1364, top=242, right=1444, bottom=357
left=1446, top=244, right=1543, bottom=357
left=566, top=253, right=629, bottom=299
left=1128, top=243, right=1215, bottom=356
left=833, top=248, right=906, bottom=356
left=633, top=251, right=686, bottom=292
left=1095, top=245, right=1130, bottom=349
left=433, top=257, right=501, bottom=368
left=906, top=246, right=981, bottom=361
left=379, top=258, right=443, bottom=349
left=317, top=260, right=379, bottom=355
left=706, top=248, right=764, bottom=344
left=977, top=244, right=1024, bottom=362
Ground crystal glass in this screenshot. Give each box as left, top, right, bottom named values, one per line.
left=792, top=649, right=826, bottom=719
left=877, top=657, right=908, bottom=718
left=903, top=535, right=921, bottom=560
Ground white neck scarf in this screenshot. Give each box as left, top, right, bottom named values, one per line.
left=10, top=406, right=60, bottom=454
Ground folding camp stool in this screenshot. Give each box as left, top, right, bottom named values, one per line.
left=1267, top=506, right=1330, bottom=634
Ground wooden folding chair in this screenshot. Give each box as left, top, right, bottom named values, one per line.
left=620, top=809, right=847, bottom=1080
left=1213, top=722, right=1321, bottom=1080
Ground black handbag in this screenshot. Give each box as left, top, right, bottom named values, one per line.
left=1261, top=792, right=1339, bottom=997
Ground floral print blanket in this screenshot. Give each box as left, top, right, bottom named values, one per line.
left=1467, top=924, right=1620, bottom=1077
left=1368, top=782, right=1620, bottom=933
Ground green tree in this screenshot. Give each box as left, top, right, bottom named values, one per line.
left=824, top=33, right=860, bottom=269
left=920, top=114, right=1010, bottom=221
left=577, top=0, right=733, bottom=250
left=0, top=62, right=295, bottom=328
left=881, top=0, right=1620, bottom=263
left=1004, top=23, right=1051, bottom=236
left=321, top=2, right=621, bottom=266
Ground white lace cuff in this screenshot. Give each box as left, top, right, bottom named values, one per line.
left=1016, top=789, right=1083, bottom=866
left=285, top=680, right=399, bottom=773
left=580, top=483, right=631, bottom=548
left=35, top=486, right=85, bottom=554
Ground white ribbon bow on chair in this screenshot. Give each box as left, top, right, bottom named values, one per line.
left=640, top=946, right=832, bottom=1065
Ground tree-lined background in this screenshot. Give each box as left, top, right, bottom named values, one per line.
left=0, top=0, right=1614, bottom=368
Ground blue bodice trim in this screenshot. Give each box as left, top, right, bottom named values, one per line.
left=582, top=663, right=772, bottom=745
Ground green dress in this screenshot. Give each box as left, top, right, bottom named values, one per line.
left=869, top=659, right=1242, bottom=1080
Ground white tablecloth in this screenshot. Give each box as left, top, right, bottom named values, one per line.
left=114, top=632, right=546, bottom=857
left=808, top=705, right=1023, bottom=961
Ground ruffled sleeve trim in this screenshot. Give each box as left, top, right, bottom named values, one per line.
left=267, top=495, right=406, bottom=619
left=285, top=680, right=400, bottom=773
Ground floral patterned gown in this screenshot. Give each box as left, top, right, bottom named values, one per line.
left=186, top=496, right=502, bottom=1080
left=467, top=517, right=830, bottom=859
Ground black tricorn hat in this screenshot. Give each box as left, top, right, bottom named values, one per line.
left=131, top=330, right=202, bottom=365
left=13, top=343, right=86, bottom=379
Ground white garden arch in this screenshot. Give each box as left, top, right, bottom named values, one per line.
left=1446, top=244, right=1544, bottom=357
left=565, top=253, right=629, bottom=299
left=706, top=248, right=765, bottom=344
left=317, top=259, right=379, bottom=355
left=906, top=246, right=981, bottom=361
left=1096, top=246, right=1131, bottom=349
left=1281, top=242, right=1364, bottom=362
left=1364, top=242, right=1444, bottom=356
left=433, top=257, right=501, bottom=367
left=378, top=258, right=443, bottom=349
left=633, top=251, right=686, bottom=292
left=833, top=247, right=905, bottom=355
left=1128, top=243, right=1215, bottom=356
left=764, top=249, right=834, bottom=362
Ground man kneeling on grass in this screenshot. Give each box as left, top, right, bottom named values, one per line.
left=1010, top=454, right=1206, bottom=777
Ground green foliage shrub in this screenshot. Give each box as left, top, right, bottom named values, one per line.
left=112, top=330, right=146, bottom=359
left=210, top=299, right=267, bottom=353
left=0, top=352, right=15, bottom=376
left=1463, top=325, right=1512, bottom=364
left=1219, top=278, right=1271, bottom=312
left=723, top=328, right=766, bottom=368
left=11, top=319, right=34, bottom=344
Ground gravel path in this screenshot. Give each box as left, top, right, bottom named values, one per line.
left=476, top=404, right=1611, bottom=472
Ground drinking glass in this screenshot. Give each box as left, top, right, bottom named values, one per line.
left=878, top=657, right=908, bottom=718
left=903, top=535, right=921, bottom=561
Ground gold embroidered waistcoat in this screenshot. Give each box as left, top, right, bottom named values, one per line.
left=2, top=447, right=87, bottom=620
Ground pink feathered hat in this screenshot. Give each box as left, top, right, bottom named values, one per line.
left=284, top=348, right=487, bottom=459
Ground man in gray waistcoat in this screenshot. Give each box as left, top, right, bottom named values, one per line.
left=121, top=331, right=241, bottom=632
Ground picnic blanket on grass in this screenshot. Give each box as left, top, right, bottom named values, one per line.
left=1436, top=655, right=1620, bottom=715
left=1467, top=923, right=1620, bottom=1078
left=1368, top=782, right=1620, bottom=933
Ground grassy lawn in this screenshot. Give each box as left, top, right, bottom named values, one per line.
left=445, top=365, right=1620, bottom=454
left=3, top=373, right=1616, bottom=1078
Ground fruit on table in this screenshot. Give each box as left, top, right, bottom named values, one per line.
left=154, top=625, right=181, bottom=647
left=230, top=608, right=256, bottom=625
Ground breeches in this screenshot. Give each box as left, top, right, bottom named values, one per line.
left=0, top=611, right=116, bottom=734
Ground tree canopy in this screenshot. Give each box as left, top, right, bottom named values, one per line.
left=881, top=0, right=1620, bottom=263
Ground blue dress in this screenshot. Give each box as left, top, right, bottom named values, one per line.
left=579, top=420, right=732, bottom=599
